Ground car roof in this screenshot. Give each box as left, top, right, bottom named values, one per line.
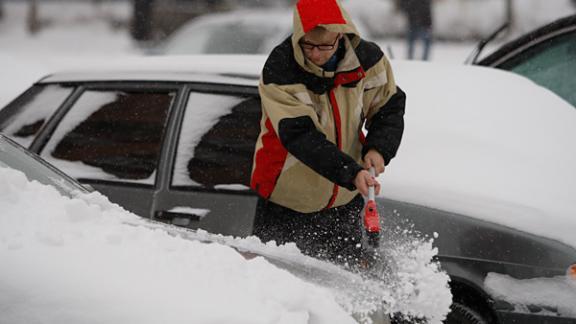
left=37, top=55, right=266, bottom=86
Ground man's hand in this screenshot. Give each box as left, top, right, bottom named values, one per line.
left=363, top=149, right=386, bottom=176
left=354, top=169, right=380, bottom=197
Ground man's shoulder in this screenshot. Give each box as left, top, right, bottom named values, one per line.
left=354, top=39, right=385, bottom=71
left=262, top=37, right=300, bottom=86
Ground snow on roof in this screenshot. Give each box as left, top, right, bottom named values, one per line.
left=39, top=55, right=265, bottom=84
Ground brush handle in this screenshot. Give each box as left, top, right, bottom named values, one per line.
left=368, top=167, right=376, bottom=201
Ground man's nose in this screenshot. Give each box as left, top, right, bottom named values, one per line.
left=309, top=47, right=322, bottom=58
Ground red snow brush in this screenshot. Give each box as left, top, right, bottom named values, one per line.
left=364, top=167, right=381, bottom=248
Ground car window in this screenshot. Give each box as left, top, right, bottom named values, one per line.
left=172, top=91, right=261, bottom=190
left=39, top=88, right=176, bottom=185
left=0, top=84, right=74, bottom=148
left=499, top=32, right=576, bottom=107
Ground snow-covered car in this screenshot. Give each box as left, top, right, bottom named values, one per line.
left=1, top=132, right=437, bottom=324
left=151, top=9, right=372, bottom=55
left=475, top=14, right=576, bottom=108
left=1, top=56, right=576, bottom=324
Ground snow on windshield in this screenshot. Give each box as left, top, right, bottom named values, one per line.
left=484, top=272, right=576, bottom=317
left=0, top=165, right=451, bottom=323
left=0, top=167, right=355, bottom=324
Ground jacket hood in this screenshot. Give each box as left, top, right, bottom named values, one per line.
left=292, top=0, right=361, bottom=73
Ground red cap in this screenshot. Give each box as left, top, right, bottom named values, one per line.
left=296, top=0, right=347, bottom=33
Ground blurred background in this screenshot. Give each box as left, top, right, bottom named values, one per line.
left=0, top=0, right=575, bottom=105
left=2, top=0, right=576, bottom=55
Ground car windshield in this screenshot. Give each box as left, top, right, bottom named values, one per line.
left=499, top=32, right=576, bottom=108
left=0, top=135, right=89, bottom=197
left=163, top=21, right=283, bottom=54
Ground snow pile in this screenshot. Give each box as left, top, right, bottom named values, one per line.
left=188, top=224, right=452, bottom=323
left=0, top=167, right=355, bottom=324
left=371, top=224, right=452, bottom=323
left=0, top=166, right=452, bottom=323
left=485, top=272, right=576, bottom=317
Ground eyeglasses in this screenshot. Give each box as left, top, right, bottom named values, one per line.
left=299, top=36, right=340, bottom=51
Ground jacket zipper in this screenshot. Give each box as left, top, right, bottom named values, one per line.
left=324, top=88, right=341, bottom=210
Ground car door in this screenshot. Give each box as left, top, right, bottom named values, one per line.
left=31, top=83, right=181, bottom=218
left=152, top=84, right=261, bottom=237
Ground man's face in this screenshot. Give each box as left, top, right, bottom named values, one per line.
left=300, top=29, right=341, bottom=67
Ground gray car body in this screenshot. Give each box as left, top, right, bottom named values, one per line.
left=1, top=58, right=575, bottom=323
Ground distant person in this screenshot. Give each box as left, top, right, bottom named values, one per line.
left=396, top=0, right=433, bottom=60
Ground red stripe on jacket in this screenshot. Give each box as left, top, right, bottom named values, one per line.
left=251, top=118, right=288, bottom=199
left=325, top=88, right=342, bottom=209
left=325, top=67, right=366, bottom=209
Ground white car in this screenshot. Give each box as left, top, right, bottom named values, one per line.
left=154, top=9, right=373, bottom=55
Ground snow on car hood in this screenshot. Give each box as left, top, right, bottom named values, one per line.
left=384, top=60, right=576, bottom=250
left=0, top=166, right=452, bottom=324
left=0, top=166, right=355, bottom=324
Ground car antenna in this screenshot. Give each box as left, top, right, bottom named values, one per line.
left=465, top=22, right=510, bottom=65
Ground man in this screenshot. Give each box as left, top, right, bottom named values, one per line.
left=396, top=0, right=433, bottom=60
left=251, top=0, right=405, bottom=267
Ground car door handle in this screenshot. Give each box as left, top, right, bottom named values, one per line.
left=154, top=207, right=210, bottom=227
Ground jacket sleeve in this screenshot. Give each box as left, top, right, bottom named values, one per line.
left=259, top=80, right=363, bottom=190
left=361, top=56, right=406, bottom=165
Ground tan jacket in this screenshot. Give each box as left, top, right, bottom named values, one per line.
left=251, top=0, right=405, bottom=213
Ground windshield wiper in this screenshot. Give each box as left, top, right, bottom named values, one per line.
left=465, top=22, right=510, bottom=65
